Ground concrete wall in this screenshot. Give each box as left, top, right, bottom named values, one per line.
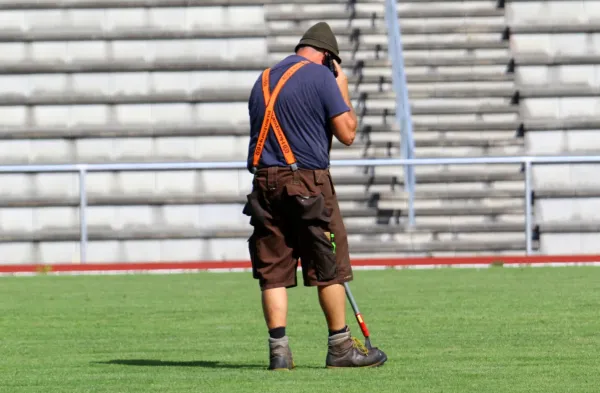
left=0, top=5, right=265, bottom=263
left=507, top=0, right=600, bottom=254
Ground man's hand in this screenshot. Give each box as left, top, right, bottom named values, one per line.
left=330, top=60, right=358, bottom=146
left=333, top=60, right=348, bottom=92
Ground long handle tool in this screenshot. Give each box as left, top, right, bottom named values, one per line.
left=343, top=282, right=373, bottom=349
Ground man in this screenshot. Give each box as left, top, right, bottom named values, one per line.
left=243, top=22, right=388, bottom=370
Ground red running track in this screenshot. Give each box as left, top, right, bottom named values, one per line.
left=1, top=255, right=600, bottom=275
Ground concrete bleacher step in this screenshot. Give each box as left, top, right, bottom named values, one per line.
left=0, top=121, right=523, bottom=140
left=0, top=93, right=519, bottom=116
left=527, top=129, right=600, bottom=154
left=0, top=135, right=523, bottom=163
left=0, top=3, right=267, bottom=27
left=301, top=48, right=511, bottom=63
left=0, top=237, right=532, bottom=264
left=0, top=27, right=268, bottom=42
left=354, top=136, right=523, bottom=149
left=0, top=219, right=536, bottom=243
left=0, top=169, right=525, bottom=198
left=5, top=0, right=506, bottom=8
left=329, top=170, right=524, bottom=187
left=0, top=55, right=508, bottom=74
left=6, top=20, right=567, bottom=43
left=349, top=239, right=536, bottom=253
left=517, top=85, right=600, bottom=98
left=355, top=135, right=523, bottom=148
left=515, top=64, right=600, bottom=87
left=506, top=0, right=600, bottom=24
left=0, top=193, right=525, bottom=211
left=360, top=86, right=515, bottom=100
left=0, top=230, right=538, bottom=263
left=0, top=192, right=370, bottom=207
left=0, top=0, right=391, bottom=8
left=373, top=205, right=526, bottom=217
left=538, top=221, right=600, bottom=233
left=0, top=185, right=558, bottom=209
left=6, top=184, right=583, bottom=209
left=0, top=58, right=273, bottom=73
left=0, top=145, right=526, bottom=165
left=335, top=162, right=523, bottom=176
left=508, top=23, right=600, bottom=35
left=265, top=8, right=505, bottom=21
left=0, top=80, right=515, bottom=103
left=268, top=39, right=509, bottom=53
left=0, top=203, right=526, bottom=232
left=514, top=54, right=600, bottom=67
left=274, top=24, right=508, bottom=36
left=0, top=27, right=508, bottom=53
left=360, top=103, right=518, bottom=116
left=0, top=217, right=539, bottom=238
left=519, top=98, right=600, bottom=120
left=523, top=117, right=600, bottom=132
left=331, top=53, right=600, bottom=69
left=364, top=120, right=519, bottom=133
left=332, top=146, right=524, bottom=160
left=360, top=56, right=512, bottom=68
left=1, top=53, right=595, bottom=73
left=0, top=123, right=252, bottom=139
left=349, top=73, right=515, bottom=84
left=0, top=59, right=514, bottom=83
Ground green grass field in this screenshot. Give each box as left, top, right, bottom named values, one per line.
left=1, top=267, right=600, bottom=393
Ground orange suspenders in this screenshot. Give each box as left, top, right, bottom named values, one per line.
left=251, top=60, right=310, bottom=174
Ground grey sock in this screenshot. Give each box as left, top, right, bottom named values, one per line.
left=328, top=331, right=351, bottom=346
left=269, top=335, right=289, bottom=355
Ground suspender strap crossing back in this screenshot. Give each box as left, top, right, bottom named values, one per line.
left=252, top=60, right=309, bottom=173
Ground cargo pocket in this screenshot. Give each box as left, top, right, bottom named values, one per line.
left=248, top=234, right=260, bottom=280
left=242, top=189, right=272, bottom=228
left=313, top=249, right=337, bottom=282
left=285, top=182, right=337, bottom=282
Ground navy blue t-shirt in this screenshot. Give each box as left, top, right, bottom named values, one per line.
left=246, top=55, right=350, bottom=172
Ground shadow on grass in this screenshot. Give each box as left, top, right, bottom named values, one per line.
left=96, top=359, right=267, bottom=369
left=96, top=359, right=324, bottom=370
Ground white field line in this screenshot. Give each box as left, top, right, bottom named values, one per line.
left=2, top=261, right=600, bottom=277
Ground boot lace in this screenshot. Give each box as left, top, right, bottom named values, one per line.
left=351, top=337, right=369, bottom=355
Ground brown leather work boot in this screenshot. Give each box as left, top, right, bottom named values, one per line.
left=268, top=336, right=295, bottom=371
left=326, top=331, right=388, bottom=368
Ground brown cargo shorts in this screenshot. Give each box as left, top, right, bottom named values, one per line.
left=243, top=166, right=353, bottom=291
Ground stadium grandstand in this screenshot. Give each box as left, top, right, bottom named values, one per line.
left=0, top=0, right=599, bottom=266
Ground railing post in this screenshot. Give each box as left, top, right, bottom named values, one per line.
left=385, top=0, right=416, bottom=227
left=524, top=160, right=533, bottom=255
left=79, top=167, right=88, bottom=263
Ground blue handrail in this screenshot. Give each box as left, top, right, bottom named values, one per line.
left=385, top=0, right=416, bottom=227
left=1, top=154, right=598, bottom=262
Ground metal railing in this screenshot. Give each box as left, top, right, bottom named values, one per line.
left=384, top=0, right=417, bottom=226
left=0, top=155, right=599, bottom=263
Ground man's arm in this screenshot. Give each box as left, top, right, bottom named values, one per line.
left=329, top=61, right=358, bottom=146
